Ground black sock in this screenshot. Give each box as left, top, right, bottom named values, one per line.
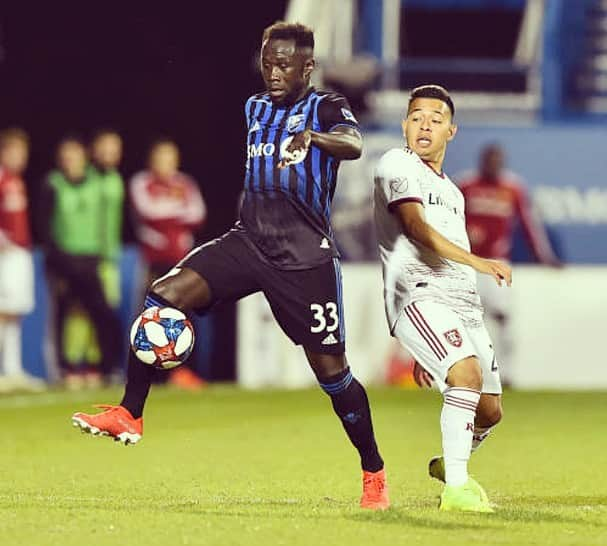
left=120, top=351, right=154, bottom=419
left=120, top=292, right=174, bottom=418
left=319, top=367, right=384, bottom=472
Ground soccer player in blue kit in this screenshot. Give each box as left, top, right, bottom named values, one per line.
left=72, top=21, right=389, bottom=510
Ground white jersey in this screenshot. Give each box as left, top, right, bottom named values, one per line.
left=373, top=147, right=483, bottom=332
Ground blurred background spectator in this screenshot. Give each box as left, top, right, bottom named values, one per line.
left=0, top=128, right=44, bottom=392
left=456, top=144, right=561, bottom=386
left=129, top=139, right=207, bottom=390
left=88, top=129, right=125, bottom=380
left=40, top=137, right=123, bottom=389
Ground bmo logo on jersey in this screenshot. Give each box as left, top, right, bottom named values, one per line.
left=246, top=137, right=308, bottom=165
left=247, top=142, right=276, bottom=158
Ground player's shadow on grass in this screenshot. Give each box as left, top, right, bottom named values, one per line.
left=348, top=509, right=487, bottom=530
left=346, top=495, right=607, bottom=530
left=8, top=493, right=606, bottom=530
left=488, top=495, right=607, bottom=527
left=159, top=500, right=485, bottom=529
left=514, top=495, right=607, bottom=508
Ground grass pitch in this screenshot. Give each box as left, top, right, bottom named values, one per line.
left=1, top=386, right=606, bottom=546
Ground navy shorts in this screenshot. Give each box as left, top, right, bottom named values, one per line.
left=178, top=229, right=346, bottom=355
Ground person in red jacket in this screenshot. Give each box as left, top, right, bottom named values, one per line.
left=129, top=139, right=207, bottom=389
left=0, top=128, right=45, bottom=392
left=457, top=144, right=560, bottom=386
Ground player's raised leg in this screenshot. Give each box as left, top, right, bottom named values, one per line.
left=306, top=350, right=389, bottom=510
left=71, top=267, right=213, bottom=443
left=72, top=232, right=261, bottom=444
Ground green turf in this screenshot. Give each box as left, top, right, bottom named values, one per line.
left=1, top=387, right=606, bottom=546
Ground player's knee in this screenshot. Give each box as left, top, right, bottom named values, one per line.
left=305, top=349, right=347, bottom=381
left=446, top=357, right=482, bottom=390
left=150, top=280, right=183, bottom=309
left=150, top=268, right=212, bottom=312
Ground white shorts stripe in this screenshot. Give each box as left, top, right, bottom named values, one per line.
left=404, top=306, right=444, bottom=359
left=410, top=302, right=447, bottom=356
left=404, top=304, right=447, bottom=359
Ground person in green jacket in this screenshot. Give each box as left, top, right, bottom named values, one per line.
left=89, top=130, right=124, bottom=312
left=40, top=136, right=123, bottom=388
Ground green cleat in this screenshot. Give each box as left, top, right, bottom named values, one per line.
left=428, top=456, right=490, bottom=504
left=439, top=478, right=494, bottom=513
left=468, top=477, right=490, bottom=504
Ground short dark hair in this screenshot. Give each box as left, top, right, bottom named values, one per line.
left=91, top=128, right=121, bottom=143
left=481, top=142, right=503, bottom=157
left=0, top=127, right=29, bottom=148
left=408, top=85, right=455, bottom=119
left=57, top=134, right=85, bottom=149
left=262, top=21, right=314, bottom=50
left=148, top=138, right=178, bottom=158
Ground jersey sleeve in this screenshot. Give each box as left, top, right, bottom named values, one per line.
left=244, top=95, right=256, bottom=130
left=375, top=149, right=424, bottom=212
left=317, top=93, right=360, bottom=133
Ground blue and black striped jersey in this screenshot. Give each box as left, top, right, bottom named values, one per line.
left=237, top=87, right=360, bottom=270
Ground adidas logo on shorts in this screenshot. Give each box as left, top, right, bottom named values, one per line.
left=321, top=333, right=338, bottom=345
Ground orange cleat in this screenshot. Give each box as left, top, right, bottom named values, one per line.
left=168, top=367, right=207, bottom=391
left=71, top=405, right=143, bottom=445
left=360, top=468, right=390, bottom=510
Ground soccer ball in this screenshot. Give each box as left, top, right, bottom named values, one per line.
left=129, top=306, right=195, bottom=369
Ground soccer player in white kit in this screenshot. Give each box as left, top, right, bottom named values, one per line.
left=373, top=85, right=512, bottom=513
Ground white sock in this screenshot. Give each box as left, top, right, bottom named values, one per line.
left=2, top=320, right=24, bottom=376
left=441, top=387, right=480, bottom=487
left=472, top=425, right=494, bottom=453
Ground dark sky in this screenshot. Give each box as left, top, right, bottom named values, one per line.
left=0, top=2, right=287, bottom=241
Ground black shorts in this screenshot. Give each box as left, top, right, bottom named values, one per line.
left=178, top=229, right=345, bottom=355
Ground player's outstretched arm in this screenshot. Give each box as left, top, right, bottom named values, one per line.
left=395, top=201, right=512, bottom=287
left=309, top=126, right=362, bottom=160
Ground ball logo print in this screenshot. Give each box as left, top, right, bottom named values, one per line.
left=129, top=306, right=195, bottom=369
